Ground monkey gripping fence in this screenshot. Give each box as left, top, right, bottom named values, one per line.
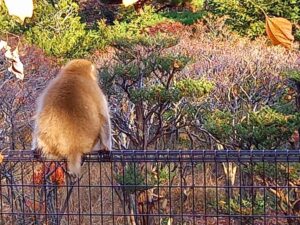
left=1, top=150, right=300, bottom=225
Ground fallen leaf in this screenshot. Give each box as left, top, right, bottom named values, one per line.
left=5, top=47, right=24, bottom=80
left=0, top=40, right=7, bottom=50
left=4, top=0, right=33, bottom=22
left=266, top=16, right=294, bottom=49
left=123, top=0, right=139, bottom=7
left=0, top=154, right=4, bottom=164
left=8, top=59, right=24, bottom=80
left=33, top=162, right=66, bottom=187
left=49, top=162, right=65, bottom=186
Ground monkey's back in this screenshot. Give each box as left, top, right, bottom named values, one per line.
left=35, top=72, right=104, bottom=158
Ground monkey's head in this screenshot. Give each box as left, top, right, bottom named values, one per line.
left=62, top=59, right=98, bottom=81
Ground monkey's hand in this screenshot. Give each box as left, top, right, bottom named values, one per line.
left=33, top=148, right=43, bottom=161
left=97, top=149, right=112, bottom=161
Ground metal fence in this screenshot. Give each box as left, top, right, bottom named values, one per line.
left=1, top=150, right=300, bottom=225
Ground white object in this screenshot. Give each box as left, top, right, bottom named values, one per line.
left=123, top=0, right=138, bottom=7
left=0, top=40, right=8, bottom=50
left=4, top=0, right=33, bottom=22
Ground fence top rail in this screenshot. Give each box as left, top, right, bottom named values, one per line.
left=1, top=150, right=300, bottom=163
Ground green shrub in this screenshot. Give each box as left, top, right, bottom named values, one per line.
left=0, top=1, right=174, bottom=57
left=205, top=107, right=300, bottom=149
left=175, top=78, right=214, bottom=98
left=98, top=6, right=166, bottom=45
left=161, top=10, right=204, bottom=25
left=156, top=0, right=204, bottom=10
left=204, top=110, right=234, bottom=142
left=238, top=107, right=300, bottom=149
left=24, top=0, right=99, bottom=58
left=190, top=0, right=205, bottom=10
left=115, top=164, right=148, bottom=193
left=207, top=0, right=300, bottom=38
left=283, top=69, right=300, bottom=82
left=128, top=78, right=213, bottom=104
left=220, top=194, right=265, bottom=216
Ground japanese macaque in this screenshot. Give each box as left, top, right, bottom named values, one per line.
left=32, top=59, right=112, bottom=176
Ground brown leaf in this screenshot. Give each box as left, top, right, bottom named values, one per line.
left=8, top=60, right=24, bottom=80
left=266, top=16, right=294, bottom=49
left=0, top=153, right=4, bottom=164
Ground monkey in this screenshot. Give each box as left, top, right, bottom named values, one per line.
left=31, top=59, right=112, bottom=176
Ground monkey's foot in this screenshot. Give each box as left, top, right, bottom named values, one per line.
left=80, top=158, right=85, bottom=166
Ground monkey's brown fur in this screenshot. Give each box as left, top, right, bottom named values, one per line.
left=32, top=59, right=112, bottom=176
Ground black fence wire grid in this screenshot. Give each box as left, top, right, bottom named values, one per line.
left=1, top=150, right=300, bottom=225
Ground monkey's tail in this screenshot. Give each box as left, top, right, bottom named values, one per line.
left=67, top=153, right=82, bottom=177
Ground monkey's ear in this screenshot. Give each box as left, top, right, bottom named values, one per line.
left=92, top=64, right=98, bottom=73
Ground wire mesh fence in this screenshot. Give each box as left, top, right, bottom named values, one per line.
left=1, top=150, right=300, bottom=225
